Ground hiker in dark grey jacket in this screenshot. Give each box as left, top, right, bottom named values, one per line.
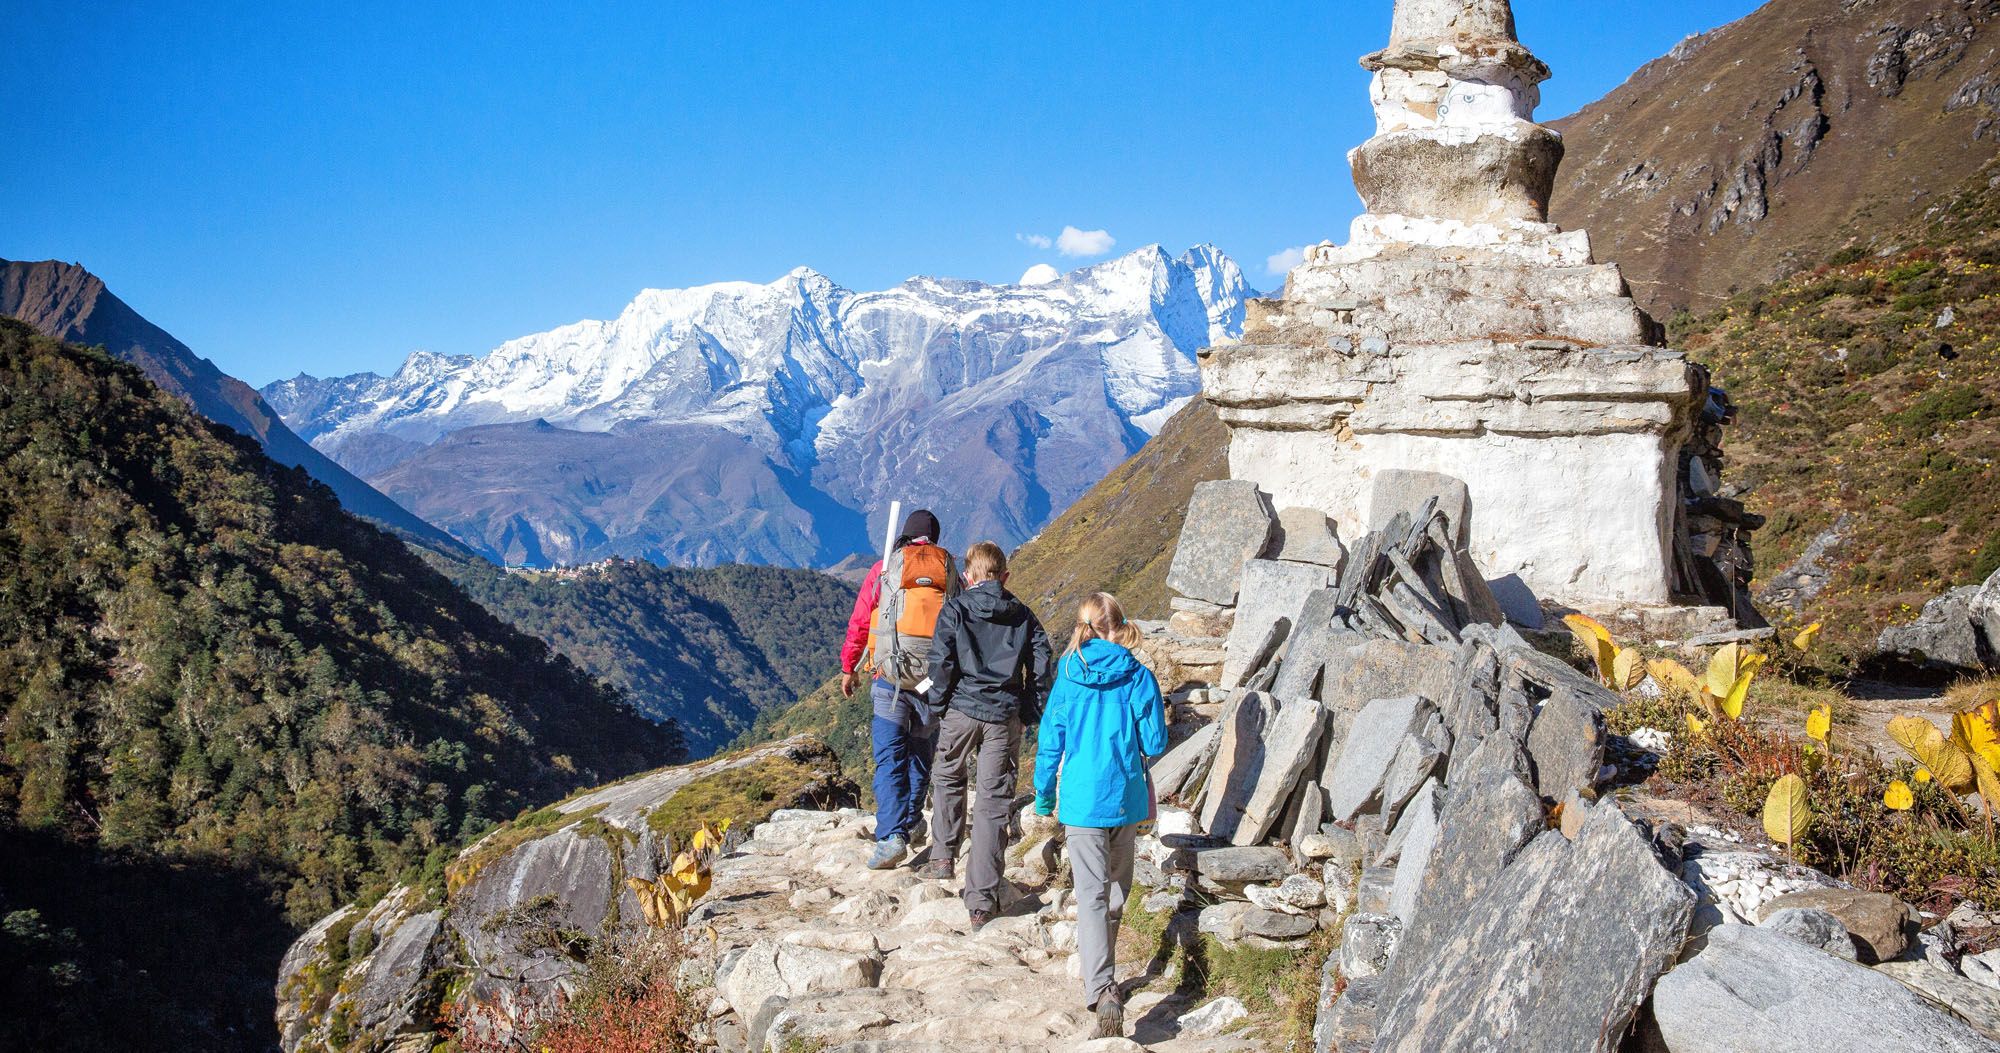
left=921, top=540, right=1053, bottom=925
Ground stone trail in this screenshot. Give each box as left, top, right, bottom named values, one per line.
left=693, top=807, right=1269, bottom=1053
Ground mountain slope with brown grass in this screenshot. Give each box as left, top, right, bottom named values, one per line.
left=1550, top=0, right=2000, bottom=317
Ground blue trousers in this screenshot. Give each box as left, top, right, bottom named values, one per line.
left=870, top=679, right=937, bottom=843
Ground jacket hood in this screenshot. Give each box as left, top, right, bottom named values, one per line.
left=1060, top=637, right=1142, bottom=686
left=961, top=580, right=1029, bottom=623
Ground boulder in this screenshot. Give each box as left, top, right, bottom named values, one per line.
left=1199, top=691, right=1277, bottom=838
left=1875, top=960, right=2000, bottom=1042
left=1971, top=566, right=2000, bottom=658
left=1167, top=480, right=1278, bottom=605
left=1198, top=901, right=1318, bottom=942
left=1273, top=506, right=1347, bottom=570
left=1222, top=559, right=1332, bottom=687
left=1188, top=845, right=1291, bottom=885
left=1178, top=995, right=1250, bottom=1036
left=1877, top=585, right=1989, bottom=673
left=720, top=937, right=883, bottom=1021
left=1525, top=685, right=1607, bottom=801
left=1652, top=924, right=1993, bottom=1051
left=1759, top=907, right=1857, bottom=961
left=1374, top=801, right=1694, bottom=1053
left=1235, top=696, right=1328, bottom=845
left=1324, top=696, right=1431, bottom=821
left=1756, top=888, right=1917, bottom=964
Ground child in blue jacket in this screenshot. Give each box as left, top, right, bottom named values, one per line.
left=1033, top=592, right=1168, bottom=1040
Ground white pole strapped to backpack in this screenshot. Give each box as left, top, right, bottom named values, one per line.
left=878, top=500, right=902, bottom=683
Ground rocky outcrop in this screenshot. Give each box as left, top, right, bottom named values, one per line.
left=1876, top=566, right=2000, bottom=674
left=1650, top=924, right=1996, bottom=1052
left=274, top=736, right=854, bottom=1053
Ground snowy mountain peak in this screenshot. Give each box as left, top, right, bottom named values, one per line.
left=266, top=247, right=1252, bottom=569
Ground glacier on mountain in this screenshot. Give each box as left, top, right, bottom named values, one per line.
left=265, top=245, right=1251, bottom=568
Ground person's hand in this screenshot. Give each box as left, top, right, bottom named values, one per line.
left=840, top=671, right=859, bottom=698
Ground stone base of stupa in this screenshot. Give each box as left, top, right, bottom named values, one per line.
left=1201, top=232, right=1703, bottom=621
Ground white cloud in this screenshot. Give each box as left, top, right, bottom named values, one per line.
left=1265, top=245, right=1308, bottom=275
left=1056, top=226, right=1116, bottom=257
left=1015, top=233, right=1053, bottom=249
left=1019, top=263, right=1060, bottom=286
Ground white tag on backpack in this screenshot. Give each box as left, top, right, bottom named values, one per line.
left=914, top=677, right=933, bottom=694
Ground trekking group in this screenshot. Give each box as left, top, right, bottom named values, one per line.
left=838, top=509, right=1168, bottom=1040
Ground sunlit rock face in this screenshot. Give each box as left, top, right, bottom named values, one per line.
left=1202, top=0, right=1706, bottom=615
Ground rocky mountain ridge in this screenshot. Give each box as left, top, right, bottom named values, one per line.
left=1550, top=0, right=2000, bottom=316
left=265, top=246, right=1254, bottom=568
left=0, top=258, right=460, bottom=549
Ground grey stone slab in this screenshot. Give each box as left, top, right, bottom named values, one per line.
left=1236, top=696, right=1327, bottom=845
left=1198, top=690, right=1276, bottom=840
left=1323, top=696, right=1430, bottom=821
left=1384, top=741, right=1544, bottom=979
left=1653, top=924, right=1994, bottom=1052
left=1384, top=783, right=1441, bottom=921
left=1525, top=685, right=1608, bottom=801
left=1378, top=732, right=1446, bottom=832
left=1198, top=901, right=1318, bottom=942
left=1167, top=480, right=1278, bottom=606
left=1286, top=777, right=1325, bottom=855
left=1760, top=907, right=1858, bottom=961
left=1149, top=722, right=1219, bottom=802
left=1188, top=845, right=1290, bottom=885
left=1222, top=559, right=1332, bottom=688
left=1273, top=505, right=1346, bottom=570
left=1374, top=801, right=1694, bottom=1053
left=1315, top=970, right=1380, bottom=1053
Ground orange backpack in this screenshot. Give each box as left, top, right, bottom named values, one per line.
left=870, top=543, right=959, bottom=689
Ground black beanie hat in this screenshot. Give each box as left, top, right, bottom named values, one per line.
left=899, top=508, right=941, bottom=546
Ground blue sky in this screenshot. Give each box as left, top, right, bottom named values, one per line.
left=3, top=1, right=1759, bottom=386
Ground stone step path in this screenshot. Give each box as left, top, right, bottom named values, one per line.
left=690, top=808, right=1269, bottom=1053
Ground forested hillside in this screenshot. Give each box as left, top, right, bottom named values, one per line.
left=436, top=557, right=851, bottom=754
left=0, top=319, right=677, bottom=1050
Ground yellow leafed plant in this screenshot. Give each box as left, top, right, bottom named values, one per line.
left=1611, top=647, right=1646, bottom=691
left=1888, top=715, right=1974, bottom=793
left=1702, top=643, right=1765, bottom=720
left=1563, top=613, right=1617, bottom=686
left=626, top=818, right=730, bottom=929
left=1763, top=773, right=1812, bottom=848
left=1648, top=658, right=1700, bottom=696
left=1952, top=703, right=2000, bottom=827
left=1792, top=622, right=1822, bottom=651
left=1884, top=780, right=1914, bottom=811
left=1805, top=704, right=1831, bottom=743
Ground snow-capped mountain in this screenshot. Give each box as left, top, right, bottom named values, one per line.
left=265, top=245, right=1253, bottom=568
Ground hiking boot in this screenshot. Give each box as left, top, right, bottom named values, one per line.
left=1092, top=987, right=1124, bottom=1038
left=925, top=856, right=955, bottom=880
left=968, top=908, right=993, bottom=931
left=866, top=836, right=908, bottom=870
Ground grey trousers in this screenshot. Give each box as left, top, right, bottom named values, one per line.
left=1065, top=822, right=1136, bottom=1010
left=929, top=708, right=1022, bottom=913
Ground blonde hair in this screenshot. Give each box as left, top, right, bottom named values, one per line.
left=1066, top=591, right=1142, bottom=658
left=964, top=541, right=1007, bottom=583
